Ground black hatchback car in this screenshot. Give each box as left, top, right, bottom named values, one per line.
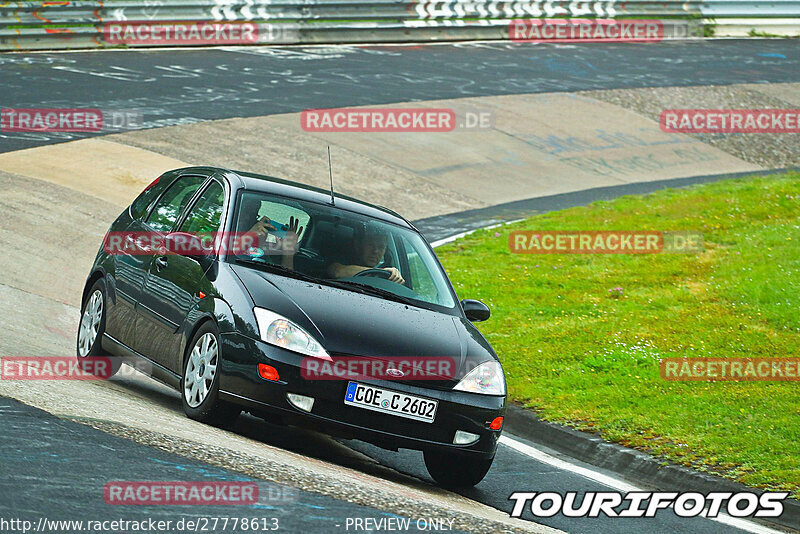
left=77, top=166, right=506, bottom=487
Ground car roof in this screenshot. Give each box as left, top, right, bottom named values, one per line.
left=178, top=166, right=414, bottom=229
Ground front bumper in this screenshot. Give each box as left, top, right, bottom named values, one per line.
left=218, top=333, right=505, bottom=458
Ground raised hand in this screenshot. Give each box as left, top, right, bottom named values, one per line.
left=277, top=216, right=304, bottom=256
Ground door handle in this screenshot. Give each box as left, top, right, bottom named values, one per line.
left=155, top=257, right=168, bottom=271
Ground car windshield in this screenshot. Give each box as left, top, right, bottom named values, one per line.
left=229, top=190, right=457, bottom=312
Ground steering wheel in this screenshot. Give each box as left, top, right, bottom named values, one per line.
left=354, top=268, right=391, bottom=279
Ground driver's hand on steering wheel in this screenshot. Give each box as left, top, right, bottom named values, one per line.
left=382, top=267, right=405, bottom=284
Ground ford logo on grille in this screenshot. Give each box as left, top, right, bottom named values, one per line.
left=385, top=367, right=405, bottom=378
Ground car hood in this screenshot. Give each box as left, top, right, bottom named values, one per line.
left=232, top=266, right=496, bottom=380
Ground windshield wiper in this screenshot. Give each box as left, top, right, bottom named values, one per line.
left=327, top=279, right=417, bottom=306
left=234, top=258, right=324, bottom=285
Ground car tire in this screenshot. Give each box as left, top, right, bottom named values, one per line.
left=76, top=278, right=121, bottom=378
left=424, top=449, right=495, bottom=488
left=181, top=322, right=241, bottom=427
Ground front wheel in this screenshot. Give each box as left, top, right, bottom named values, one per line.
left=181, top=322, right=240, bottom=426
left=424, top=449, right=495, bottom=488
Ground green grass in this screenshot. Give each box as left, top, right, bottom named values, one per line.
left=437, top=172, right=800, bottom=497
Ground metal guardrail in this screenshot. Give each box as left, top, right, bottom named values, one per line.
left=703, top=0, right=800, bottom=17
left=0, top=0, right=797, bottom=51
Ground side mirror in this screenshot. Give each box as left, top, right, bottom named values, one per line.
left=165, top=232, right=215, bottom=271
left=461, top=299, right=490, bottom=322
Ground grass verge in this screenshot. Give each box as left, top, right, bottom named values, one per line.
left=437, top=172, right=800, bottom=497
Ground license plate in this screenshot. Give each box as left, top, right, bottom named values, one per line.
left=344, top=382, right=438, bottom=423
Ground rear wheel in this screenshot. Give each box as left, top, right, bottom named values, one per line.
left=424, top=449, right=495, bottom=488
left=181, top=322, right=240, bottom=426
left=76, top=279, right=120, bottom=377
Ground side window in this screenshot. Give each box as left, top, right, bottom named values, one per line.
left=256, top=199, right=311, bottom=240
left=400, top=234, right=441, bottom=304
left=130, top=175, right=169, bottom=220
left=180, top=182, right=225, bottom=234
left=145, top=175, right=206, bottom=233
left=235, top=192, right=311, bottom=245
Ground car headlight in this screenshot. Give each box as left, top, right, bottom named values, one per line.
left=253, top=308, right=330, bottom=360
left=453, top=361, right=505, bottom=395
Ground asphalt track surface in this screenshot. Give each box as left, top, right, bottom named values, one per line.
left=1, top=39, right=799, bottom=153
left=344, top=438, right=750, bottom=534
left=1, top=40, right=798, bottom=534
left=0, top=397, right=461, bottom=534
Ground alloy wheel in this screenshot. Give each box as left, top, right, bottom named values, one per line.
left=77, top=289, right=103, bottom=357
left=184, top=333, right=218, bottom=408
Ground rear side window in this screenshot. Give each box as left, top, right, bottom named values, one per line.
left=145, top=175, right=206, bottom=233
left=129, top=175, right=170, bottom=220
left=180, top=181, right=226, bottom=234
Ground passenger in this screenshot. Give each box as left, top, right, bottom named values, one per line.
left=247, top=215, right=303, bottom=269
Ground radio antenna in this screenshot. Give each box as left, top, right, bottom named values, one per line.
left=327, top=145, right=335, bottom=205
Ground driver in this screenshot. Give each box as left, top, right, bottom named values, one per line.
left=328, top=225, right=405, bottom=284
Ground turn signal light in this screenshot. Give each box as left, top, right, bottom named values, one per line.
left=489, top=416, right=504, bottom=430
left=258, top=363, right=280, bottom=381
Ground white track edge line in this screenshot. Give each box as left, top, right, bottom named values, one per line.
left=430, top=219, right=524, bottom=248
